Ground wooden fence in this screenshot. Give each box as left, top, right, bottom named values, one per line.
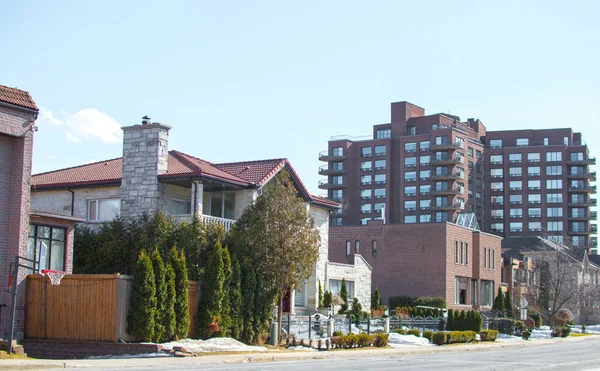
left=25, top=274, right=201, bottom=342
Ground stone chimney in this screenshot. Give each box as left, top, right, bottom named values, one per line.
left=120, top=116, right=171, bottom=219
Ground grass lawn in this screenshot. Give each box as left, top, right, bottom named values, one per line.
left=0, top=350, right=28, bottom=359
left=570, top=333, right=593, bottom=337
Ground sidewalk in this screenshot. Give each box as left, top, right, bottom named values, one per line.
left=1, top=335, right=597, bottom=370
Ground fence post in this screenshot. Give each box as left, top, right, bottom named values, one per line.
left=309, top=315, right=312, bottom=339
left=288, top=312, right=291, bottom=337
left=348, top=317, right=352, bottom=334
left=328, top=318, right=334, bottom=337
left=384, top=317, right=390, bottom=333
left=367, top=315, right=371, bottom=334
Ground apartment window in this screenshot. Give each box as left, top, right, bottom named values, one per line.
left=528, top=166, right=541, bottom=176
left=544, top=138, right=549, bottom=146
left=88, top=198, right=121, bottom=221
left=529, top=208, right=541, bottom=218
left=516, top=138, right=529, bottom=147
left=372, top=241, right=377, bottom=257
left=547, top=165, right=562, bottom=176
left=331, top=217, right=342, bottom=226
left=374, top=202, right=385, bottom=212
left=375, top=159, right=386, bottom=170
left=374, top=174, right=386, bottom=184
left=547, top=208, right=563, bottom=218
left=468, top=147, right=474, bottom=157
left=375, top=145, right=386, bottom=156
left=420, top=214, right=431, bottom=223
left=420, top=141, right=430, bottom=152
left=491, top=209, right=504, bottom=219
left=420, top=170, right=431, bottom=180
left=510, top=222, right=523, bottom=232
left=529, top=222, right=542, bottom=232
left=361, top=147, right=372, bottom=157
left=171, top=197, right=192, bottom=215
left=405, top=142, right=417, bottom=153
left=332, top=147, right=344, bottom=156
left=407, top=125, right=416, bottom=136
left=509, top=167, right=522, bottom=177
left=435, top=196, right=449, bottom=207
left=491, top=182, right=504, bottom=191
left=420, top=199, right=431, bottom=210
left=528, top=194, right=541, bottom=204
left=490, top=139, right=502, bottom=148
left=405, top=157, right=416, bottom=167
left=331, top=175, right=343, bottom=185
left=571, top=194, right=585, bottom=203
left=548, top=235, right=564, bottom=244
left=355, top=240, right=360, bottom=254
left=509, top=194, right=523, bottom=204
left=491, top=195, right=504, bottom=205
left=455, top=137, right=465, bottom=148
left=435, top=182, right=449, bottom=192
left=490, top=168, right=503, bottom=178
left=360, top=175, right=372, bottom=185
left=570, top=166, right=585, bottom=175
left=546, top=179, right=563, bottom=189
left=435, top=136, right=448, bottom=145
left=476, top=150, right=482, bottom=159
left=492, top=250, right=495, bottom=270
left=404, top=172, right=417, bottom=182
left=360, top=161, right=372, bottom=171
left=374, top=188, right=386, bottom=199
left=404, top=186, right=417, bottom=196
left=420, top=155, right=431, bottom=166
left=510, top=209, right=523, bottom=218
left=420, top=184, right=431, bottom=195
left=528, top=180, right=541, bottom=190
left=571, top=180, right=586, bottom=190
left=564, top=137, right=569, bottom=145
left=434, top=167, right=448, bottom=176
left=376, top=128, right=391, bottom=139
left=435, top=211, right=448, bottom=222
left=404, top=200, right=417, bottom=211
left=360, top=204, right=372, bottom=214
left=546, top=152, right=562, bottom=162
left=27, top=224, right=66, bottom=271
left=547, top=221, right=564, bottom=231
left=455, top=241, right=459, bottom=264
left=490, top=155, right=503, bottom=164
left=404, top=215, right=417, bottom=224
left=509, top=181, right=522, bottom=190
left=332, top=161, right=343, bottom=171
left=570, top=152, right=584, bottom=161
left=572, top=235, right=586, bottom=246
left=571, top=208, right=585, bottom=217
left=547, top=193, right=563, bottom=203
left=360, top=189, right=372, bottom=200
left=528, top=153, right=541, bottom=163
left=509, top=153, right=522, bottom=163
left=491, top=223, right=504, bottom=232
left=434, top=152, right=448, bottom=161
left=346, top=241, right=351, bottom=256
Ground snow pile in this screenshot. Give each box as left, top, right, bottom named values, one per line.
left=529, top=328, right=552, bottom=339
left=287, top=345, right=318, bottom=351
left=496, top=333, right=523, bottom=341
left=570, top=325, right=600, bottom=334
left=161, top=338, right=268, bottom=353
left=388, top=333, right=431, bottom=346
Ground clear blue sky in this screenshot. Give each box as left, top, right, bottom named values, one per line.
left=2, top=0, right=598, bottom=195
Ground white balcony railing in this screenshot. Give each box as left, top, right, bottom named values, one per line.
left=172, top=214, right=236, bottom=231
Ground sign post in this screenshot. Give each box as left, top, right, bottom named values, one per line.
left=520, top=297, right=528, bottom=321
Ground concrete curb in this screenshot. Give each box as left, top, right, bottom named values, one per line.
left=0, top=335, right=597, bottom=370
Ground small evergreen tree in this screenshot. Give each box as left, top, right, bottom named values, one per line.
left=504, top=291, right=514, bottom=318
left=339, top=279, right=349, bottom=314
left=219, top=246, right=233, bottom=337
left=493, top=287, right=505, bottom=316
left=169, top=246, right=189, bottom=339
left=466, top=310, right=474, bottom=331
left=349, top=298, right=363, bottom=325
left=459, top=310, right=467, bottom=331
left=240, top=261, right=256, bottom=344
left=229, top=257, right=243, bottom=340
left=318, top=281, right=323, bottom=308
left=323, top=291, right=333, bottom=308
left=127, top=251, right=156, bottom=342
left=371, top=288, right=381, bottom=310
left=474, top=311, right=483, bottom=332
left=197, top=241, right=225, bottom=339
left=446, top=309, right=454, bottom=330
left=163, top=260, right=177, bottom=341
left=150, top=248, right=167, bottom=342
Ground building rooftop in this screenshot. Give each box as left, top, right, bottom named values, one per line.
left=0, top=84, right=39, bottom=111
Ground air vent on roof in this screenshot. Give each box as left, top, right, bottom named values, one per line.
left=142, top=115, right=151, bottom=125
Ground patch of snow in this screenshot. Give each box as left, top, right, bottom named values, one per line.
left=496, top=333, right=523, bottom=342
left=287, top=346, right=318, bottom=351
left=570, top=325, right=600, bottom=334
left=160, top=338, right=268, bottom=353
left=388, top=333, right=431, bottom=346
left=529, top=329, right=552, bottom=339
left=86, top=352, right=171, bottom=359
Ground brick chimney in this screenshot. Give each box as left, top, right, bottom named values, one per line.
left=120, top=116, right=171, bottom=219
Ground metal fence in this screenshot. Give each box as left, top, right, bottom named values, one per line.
left=389, top=316, right=445, bottom=332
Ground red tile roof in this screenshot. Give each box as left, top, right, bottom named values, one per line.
left=214, top=158, right=286, bottom=185
left=0, top=84, right=38, bottom=111
left=166, top=151, right=248, bottom=183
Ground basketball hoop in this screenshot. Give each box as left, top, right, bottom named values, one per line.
left=41, top=270, right=66, bottom=286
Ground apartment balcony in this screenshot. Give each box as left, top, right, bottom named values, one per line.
left=318, top=150, right=347, bottom=162
left=567, top=157, right=596, bottom=165
left=318, top=164, right=345, bottom=175
left=568, top=170, right=597, bottom=180
left=431, top=172, right=464, bottom=181
left=430, top=156, right=463, bottom=165
left=318, top=179, right=345, bottom=190
left=568, top=211, right=597, bottom=221
left=173, top=214, right=236, bottom=232
left=568, top=199, right=597, bottom=207
left=431, top=186, right=464, bottom=196
left=430, top=142, right=463, bottom=151
left=567, top=185, right=597, bottom=194
left=431, top=202, right=464, bottom=211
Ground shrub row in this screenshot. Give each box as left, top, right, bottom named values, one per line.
left=388, top=296, right=447, bottom=310
left=446, top=309, right=483, bottom=332
left=551, top=326, right=571, bottom=337
left=331, top=333, right=389, bottom=348
left=479, top=330, right=498, bottom=342
left=431, top=331, right=477, bottom=345
left=394, top=307, right=444, bottom=318
left=489, top=318, right=524, bottom=335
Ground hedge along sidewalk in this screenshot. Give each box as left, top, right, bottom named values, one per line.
left=3, top=336, right=598, bottom=370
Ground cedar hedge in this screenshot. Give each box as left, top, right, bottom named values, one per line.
left=422, top=330, right=433, bottom=343
left=479, top=330, right=498, bottom=342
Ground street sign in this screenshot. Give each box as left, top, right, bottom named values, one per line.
left=520, top=297, right=528, bottom=308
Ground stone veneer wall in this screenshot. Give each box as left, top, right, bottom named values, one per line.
left=326, top=255, right=372, bottom=310
left=120, top=123, right=170, bottom=219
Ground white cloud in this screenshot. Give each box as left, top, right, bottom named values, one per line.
left=64, top=109, right=122, bottom=144
left=38, top=106, right=63, bottom=126
left=65, top=132, right=82, bottom=143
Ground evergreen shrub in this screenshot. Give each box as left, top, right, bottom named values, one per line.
left=432, top=331, right=447, bottom=345
left=407, top=329, right=420, bottom=337
left=373, top=333, right=389, bottom=347
left=127, top=251, right=156, bottom=342
left=422, top=330, right=433, bottom=342
left=479, top=330, right=498, bottom=342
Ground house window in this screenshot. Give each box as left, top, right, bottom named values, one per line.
left=205, top=191, right=235, bottom=219
left=491, top=182, right=504, bottom=191
left=87, top=198, right=120, bottom=222
left=468, top=147, right=474, bottom=157
left=570, top=152, right=584, bottom=161
left=171, top=197, right=191, bottom=215
left=529, top=222, right=542, bottom=231
left=376, top=128, right=391, bottom=139
left=374, top=202, right=385, bottom=212
left=331, top=217, right=342, bottom=226
left=509, top=181, right=522, bottom=190
left=330, top=279, right=354, bottom=299
left=528, top=166, right=541, bottom=176
left=491, top=223, right=504, bottom=232
left=404, top=200, right=416, bottom=211
left=484, top=248, right=487, bottom=269
left=27, top=224, right=66, bottom=271
left=455, top=277, right=468, bottom=305
left=510, top=222, right=523, bottom=232
left=509, top=194, right=523, bottom=204
left=547, top=208, right=563, bottom=217
left=372, top=240, right=377, bottom=256
left=374, top=145, right=386, bottom=156
left=491, top=210, right=504, bottom=219
left=355, top=240, right=360, bottom=254
left=490, top=169, right=503, bottom=178
left=480, top=280, right=493, bottom=306
left=420, top=199, right=431, bottom=210
left=491, top=195, right=504, bottom=205
left=331, top=189, right=343, bottom=200
left=547, top=221, right=563, bottom=231
left=404, top=186, right=416, bottom=196
left=360, top=204, right=372, bottom=214
left=361, top=147, right=372, bottom=157
left=346, top=241, right=351, bottom=256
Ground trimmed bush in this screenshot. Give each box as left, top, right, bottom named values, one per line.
left=333, top=330, right=344, bottom=337
left=407, top=329, right=421, bottom=337
left=357, top=333, right=373, bottom=347
left=522, top=330, right=531, bottom=340
left=150, top=248, right=167, bottom=342
left=490, top=318, right=515, bottom=335
left=529, top=311, right=542, bottom=328
left=560, top=326, right=571, bottom=337
left=338, top=279, right=349, bottom=314
left=479, top=330, right=498, bottom=342
left=127, top=251, right=156, bottom=342
left=170, top=247, right=190, bottom=340
left=392, top=328, right=407, bottom=335
left=446, top=331, right=477, bottom=344
left=432, top=331, right=447, bottom=345
left=551, top=327, right=562, bottom=337
left=323, top=291, right=333, bottom=308
left=373, top=333, right=389, bottom=347
left=413, top=296, right=447, bottom=309
left=423, top=330, right=433, bottom=342
left=389, top=296, right=414, bottom=309
left=514, top=320, right=524, bottom=335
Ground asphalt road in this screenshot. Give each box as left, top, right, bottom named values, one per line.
left=95, top=337, right=600, bottom=371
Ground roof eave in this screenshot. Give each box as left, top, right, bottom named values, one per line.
left=0, top=100, right=39, bottom=114
left=31, top=179, right=122, bottom=191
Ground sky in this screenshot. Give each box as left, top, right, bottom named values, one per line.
left=1, top=0, right=599, bottom=195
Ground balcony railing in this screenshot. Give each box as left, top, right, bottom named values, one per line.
left=568, top=211, right=597, bottom=220
left=174, top=214, right=236, bottom=232
left=318, top=164, right=345, bottom=175
left=568, top=157, right=596, bottom=165
left=318, top=150, right=346, bottom=161
left=318, top=179, right=345, bottom=189
left=567, top=185, right=597, bottom=193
